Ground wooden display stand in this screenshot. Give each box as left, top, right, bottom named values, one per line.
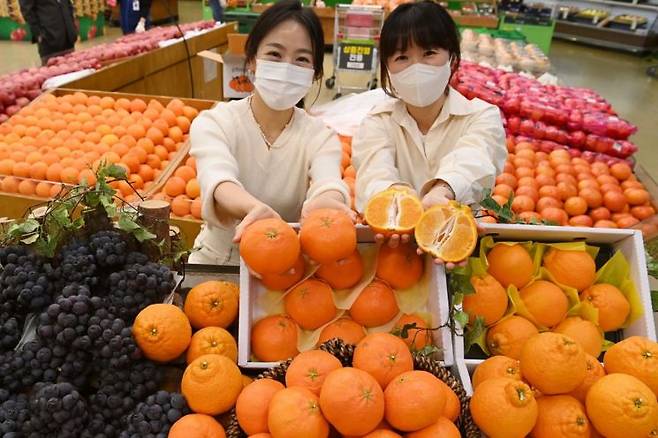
left=0, top=89, right=216, bottom=222
left=66, top=23, right=238, bottom=101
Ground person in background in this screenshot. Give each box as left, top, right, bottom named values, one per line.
left=352, top=1, right=507, bottom=264
left=118, top=0, right=152, bottom=35
left=188, top=0, right=351, bottom=265
left=19, top=0, right=78, bottom=65
left=208, top=0, right=225, bottom=23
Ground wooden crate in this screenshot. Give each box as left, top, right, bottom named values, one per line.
left=0, top=89, right=216, bottom=220
left=66, top=23, right=238, bottom=101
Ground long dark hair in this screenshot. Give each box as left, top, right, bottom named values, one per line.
left=245, top=0, right=325, bottom=81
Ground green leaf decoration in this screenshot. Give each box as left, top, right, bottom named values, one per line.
left=415, top=345, right=441, bottom=357
left=464, top=316, right=487, bottom=354
left=100, top=195, right=117, bottom=218
left=651, top=290, right=658, bottom=312
left=454, top=310, right=469, bottom=329
left=118, top=213, right=156, bottom=243
left=105, top=164, right=127, bottom=179
left=8, top=219, right=40, bottom=238
left=646, top=251, right=658, bottom=279
left=449, top=270, right=475, bottom=297
left=51, top=206, right=71, bottom=228
left=20, top=234, right=40, bottom=245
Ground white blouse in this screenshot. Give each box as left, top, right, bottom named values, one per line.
left=189, top=98, right=349, bottom=265
left=352, top=87, right=508, bottom=211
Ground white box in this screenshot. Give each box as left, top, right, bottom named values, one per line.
left=238, top=225, right=454, bottom=369
left=454, top=223, right=658, bottom=395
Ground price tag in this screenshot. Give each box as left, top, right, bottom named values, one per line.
left=338, top=42, right=374, bottom=71
left=133, top=0, right=140, bottom=11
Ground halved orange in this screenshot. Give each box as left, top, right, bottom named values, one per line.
left=364, top=188, right=423, bottom=235
left=414, top=201, right=477, bottom=262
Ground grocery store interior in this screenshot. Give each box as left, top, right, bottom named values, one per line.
left=1, top=0, right=658, bottom=436
left=1, top=1, right=657, bottom=177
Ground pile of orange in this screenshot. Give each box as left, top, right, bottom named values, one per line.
left=151, top=154, right=201, bottom=219
left=237, top=333, right=463, bottom=438
left=464, top=245, right=631, bottom=360
left=243, top=212, right=436, bottom=363
left=0, top=91, right=200, bottom=201
left=131, top=280, right=246, bottom=427
left=239, top=214, right=435, bottom=362
left=490, top=139, right=655, bottom=229
left=470, top=333, right=658, bottom=438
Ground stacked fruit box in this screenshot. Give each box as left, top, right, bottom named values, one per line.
left=236, top=223, right=455, bottom=370
left=0, top=89, right=214, bottom=219
left=453, top=61, right=639, bottom=160
left=452, top=222, right=656, bottom=397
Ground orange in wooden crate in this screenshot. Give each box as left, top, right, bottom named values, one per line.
left=0, top=90, right=206, bottom=200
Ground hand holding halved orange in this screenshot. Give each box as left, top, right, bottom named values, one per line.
left=364, top=187, right=423, bottom=248
left=414, top=201, right=478, bottom=268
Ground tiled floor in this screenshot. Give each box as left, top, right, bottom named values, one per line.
left=1, top=0, right=657, bottom=175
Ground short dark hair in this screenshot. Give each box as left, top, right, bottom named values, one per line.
left=379, top=1, right=461, bottom=94
left=245, top=0, right=325, bottom=80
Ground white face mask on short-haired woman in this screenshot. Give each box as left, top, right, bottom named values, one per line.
left=389, top=61, right=451, bottom=108
left=253, top=59, right=314, bottom=110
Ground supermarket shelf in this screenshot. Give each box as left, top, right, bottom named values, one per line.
left=563, top=0, right=658, bottom=11
left=556, top=18, right=650, bottom=35
left=554, top=19, right=658, bottom=51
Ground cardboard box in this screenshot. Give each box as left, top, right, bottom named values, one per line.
left=453, top=223, right=657, bottom=395
left=198, top=48, right=253, bottom=100
left=238, top=225, right=455, bottom=369
left=228, top=33, right=248, bottom=55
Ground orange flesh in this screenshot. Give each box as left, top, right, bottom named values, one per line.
left=365, top=190, right=423, bottom=233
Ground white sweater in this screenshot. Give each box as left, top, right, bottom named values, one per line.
left=188, top=97, right=349, bottom=265
left=353, top=87, right=508, bottom=211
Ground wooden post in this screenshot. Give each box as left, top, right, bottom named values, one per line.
left=138, top=200, right=171, bottom=260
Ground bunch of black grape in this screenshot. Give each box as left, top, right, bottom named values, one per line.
left=0, top=312, right=22, bottom=352
left=119, top=391, right=189, bottom=438
left=22, top=382, right=88, bottom=437
left=84, top=361, right=163, bottom=437
left=89, top=230, right=130, bottom=268
left=0, top=389, right=30, bottom=436
left=58, top=241, right=99, bottom=288
left=36, top=287, right=104, bottom=351
left=0, top=338, right=93, bottom=393
left=0, top=246, right=57, bottom=316
left=106, top=262, right=175, bottom=322
left=86, top=306, right=142, bottom=369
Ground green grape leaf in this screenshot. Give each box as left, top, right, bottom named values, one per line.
left=415, top=345, right=441, bottom=357
left=449, top=271, right=475, bottom=296
left=8, top=219, right=40, bottom=239
left=453, top=310, right=469, bottom=329
left=100, top=195, right=117, bottom=218
left=118, top=214, right=156, bottom=242
left=464, top=316, right=487, bottom=354
left=51, top=206, right=72, bottom=228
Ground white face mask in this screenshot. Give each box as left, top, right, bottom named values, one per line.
left=253, top=59, right=314, bottom=111
left=389, top=61, right=452, bottom=108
